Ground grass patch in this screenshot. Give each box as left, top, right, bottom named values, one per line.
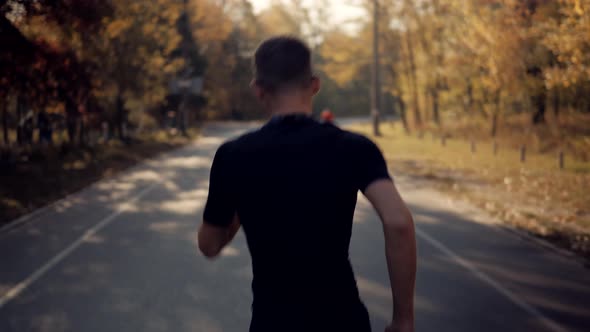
left=349, top=122, right=590, bottom=260
left=0, top=130, right=197, bottom=227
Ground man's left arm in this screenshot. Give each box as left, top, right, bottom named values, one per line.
left=198, top=143, right=239, bottom=259
left=198, top=213, right=240, bottom=258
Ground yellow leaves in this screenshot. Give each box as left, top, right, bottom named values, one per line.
left=129, top=2, right=142, bottom=13
left=257, top=4, right=301, bottom=37
left=189, top=0, right=233, bottom=44
left=150, top=56, right=166, bottom=69
left=142, top=23, right=156, bottom=36
left=164, top=34, right=182, bottom=55
left=194, top=5, right=245, bottom=79
left=161, top=3, right=183, bottom=23
left=80, top=0, right=185, bottom=108
left=163, top=58, right=184, bottom=75
left=105, top=19, right=132, bottom=39
left=320, top=30, right=369, bottom=87
left=541, top=0, right=590, bottom=88
left=574, top=0, right=585, bottom=15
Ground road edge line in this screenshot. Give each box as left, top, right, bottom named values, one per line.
left=0, top=140, right=198, bottom=235
left=415, top=226, right=567, bottom=332
left=0, top=182, right=158, bottom=309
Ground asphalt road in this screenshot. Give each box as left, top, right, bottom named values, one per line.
left=1, top=122, right=589, bottom=332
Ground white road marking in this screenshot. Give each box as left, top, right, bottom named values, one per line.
left=415, top=227, right=567, bottom=332
left=0, top=183, right=158, bottom=309
left=0, top=140, right=198, bottom=236
left=0, top=185, right=95, bottom=234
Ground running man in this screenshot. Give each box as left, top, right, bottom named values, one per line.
left=198, top=36, right=416, bottom=332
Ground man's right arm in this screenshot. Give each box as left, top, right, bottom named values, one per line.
left=364, top=179, right=416, bottom=332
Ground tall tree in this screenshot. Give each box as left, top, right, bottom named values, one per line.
left=543, top=0, right=590, bottom=115
left=83, top=1, right=184, bottom=138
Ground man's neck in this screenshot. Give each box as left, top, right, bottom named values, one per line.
left=272, top=108, right=312, bottom=117
left=269, top=93, right=312, bottom=117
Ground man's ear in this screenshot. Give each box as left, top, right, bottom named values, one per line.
left=311, top=76, right=321, bottom=96
left=250, top=79, right=265, bottom=101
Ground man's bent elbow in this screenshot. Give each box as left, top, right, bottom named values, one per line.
left=198, top=241, right=222, bottom=259
left=198, top=222, right=229, bottom=259
left=197, top=229, right=223, bottom=259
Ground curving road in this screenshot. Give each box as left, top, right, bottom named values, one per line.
left=0, top=122, right=589, bottom=332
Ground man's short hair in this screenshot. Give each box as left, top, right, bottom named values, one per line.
left=253, top=36, right=313, bottom=93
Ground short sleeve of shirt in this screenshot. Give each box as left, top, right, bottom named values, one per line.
left=203, top=142, right=236, bottom=227
left=354, top=135, right=392, bottom=192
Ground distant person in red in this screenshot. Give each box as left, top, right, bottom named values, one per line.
left=198, top=36, right=416, bottom=332
left=320, top=108, right=334, bottom=123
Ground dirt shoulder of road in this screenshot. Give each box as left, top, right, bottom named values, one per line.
left=349, top=123, right=590, bottom=261
left=0, top=131, right=196, bottom=228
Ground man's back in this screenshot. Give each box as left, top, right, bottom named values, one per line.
left=199, top=36, right=415, bottom=332
left=204, top=115, right=390, bottom=331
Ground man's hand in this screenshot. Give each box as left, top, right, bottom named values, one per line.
left=385, top=320, right=415, bottom=332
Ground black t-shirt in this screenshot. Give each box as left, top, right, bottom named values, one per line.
left=203, top=115, right=391, bottom=332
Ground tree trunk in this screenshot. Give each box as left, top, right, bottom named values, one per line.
left=423, top=89, right=431, bottom=123
left=77, top=99, right=89, bottom=145
left=398, top=96, right=410, bottom=134
left=552, top=88, right=560, bottom=122
left=65, top=100, right=78, bottom=145
left=465, top=80, right=474, bottom=114
left=490, top=90, right=501, bottom=137
left=177, top=95, right=188, bottom=136
left=432, top=88, right=440, bottom=126
left=399, top=38, right=414, bottom=133
left=115, top=92, right=126, bottom=140
left=406, top=32, right=422, bottom=128
left=532, top=88, right=547, bottom=125
left=16, top=95, right=24, bottom=145
left=477, top=86, right=489, bottom=119
left=1, top=100, right=8, bottom=145
left=370, top=0, right=381, bottom=136
left=490, top=112, right=498, bottom=137
left=77, top=116, right=87, bottom=146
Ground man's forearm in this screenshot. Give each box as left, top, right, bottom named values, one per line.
left=384, top=219, right=417, bottom=323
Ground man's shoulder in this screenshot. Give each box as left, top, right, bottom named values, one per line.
left=218, top=125, right=377, bottom=152
left=336, top=128, right=377, bottom=147
left=308, top=121, right=373, bottom=144
left=217, top=127, right=265, bottom=153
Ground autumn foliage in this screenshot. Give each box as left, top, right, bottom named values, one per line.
left=1, top=0, right=589, bottom=148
